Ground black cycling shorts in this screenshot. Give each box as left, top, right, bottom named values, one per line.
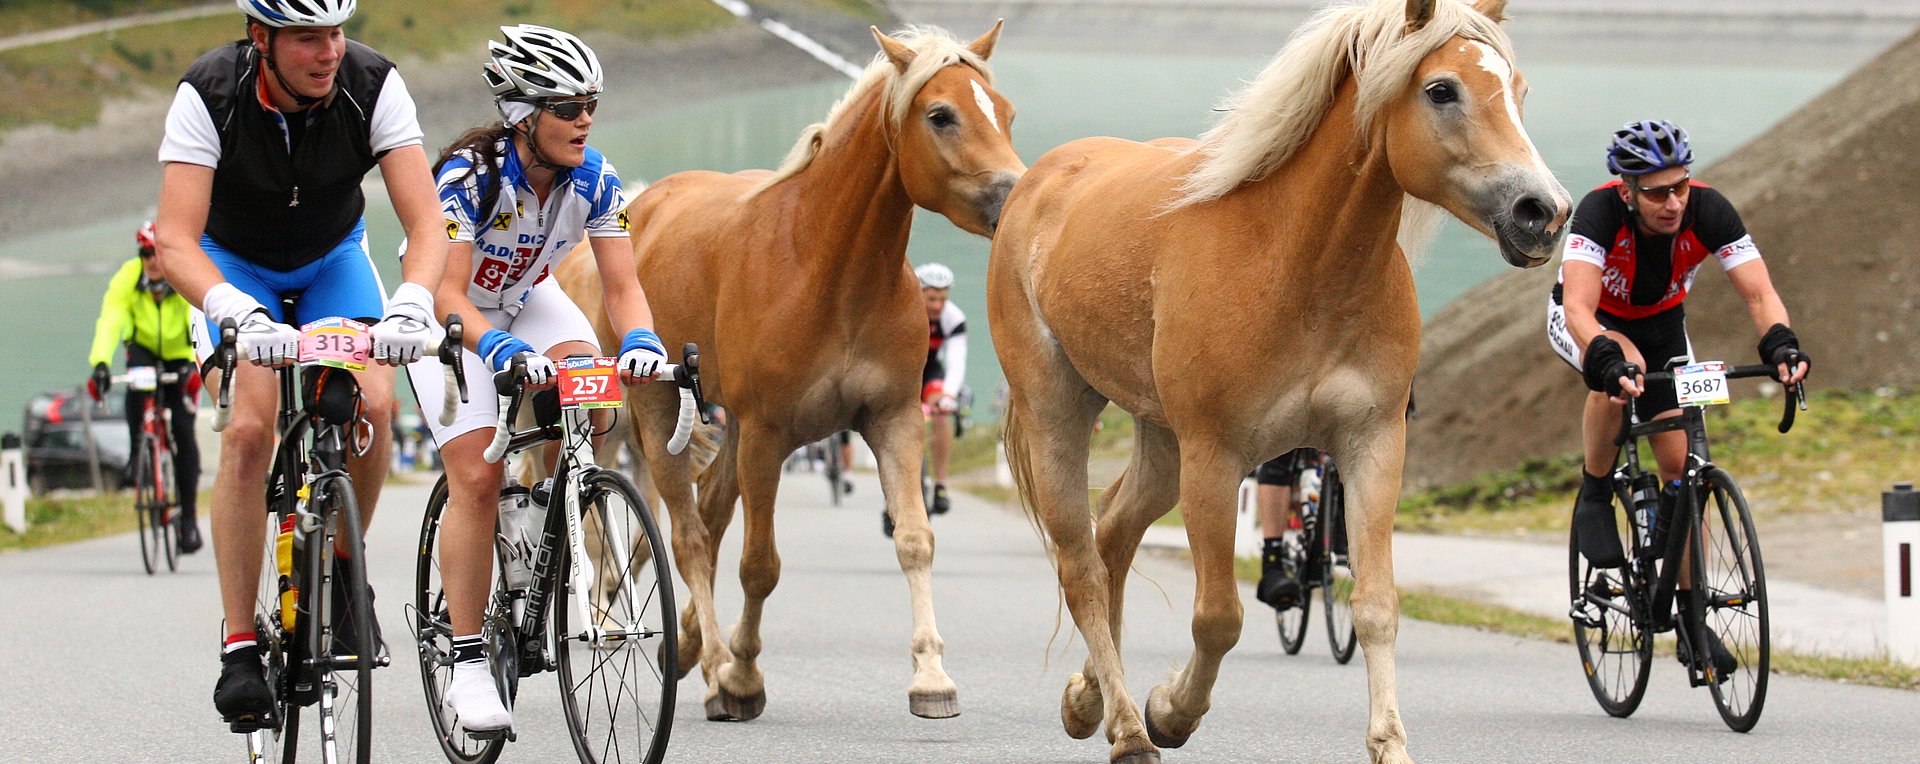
left=1254, top=448, right=1314, bottom=486
left=1550, top=286, right=1693, bottom=421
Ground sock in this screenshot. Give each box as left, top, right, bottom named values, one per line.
left=1580, top=470, right=1610, bottom=499
left=451, top=634, right=486, bottom=666
left=225, top=632, right=258, bottom=654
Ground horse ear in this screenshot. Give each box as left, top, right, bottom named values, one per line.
left=966, top=19, right=1004, bottom=61
left=1405, top=0, right=1437, bottom=30
left=871, top=26, right=917, bottom=73
left=1473, top=0, right=1511, bottom=21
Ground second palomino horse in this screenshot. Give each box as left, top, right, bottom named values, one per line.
left=991, top=1, right=1567, bottom=762
left=555, top=23, right=1024, bottom=721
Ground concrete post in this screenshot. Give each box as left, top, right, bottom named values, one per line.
left=1235, top=476, right=1260, bottom=558
left=1885, top=482, right=1920, bottom=664
left=2, top=433, right=26, bottom=533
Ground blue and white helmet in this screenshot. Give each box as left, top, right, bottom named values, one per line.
left=916, top=263, right=954, bottom=290
left=236, top=0, right=356, bottom=28
left=1606, top=119, right=1693, bottom=176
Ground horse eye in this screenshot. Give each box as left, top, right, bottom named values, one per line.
left=1425, top=82, right=1458, bottom=105
left=928, top=109, right=956, bottom=129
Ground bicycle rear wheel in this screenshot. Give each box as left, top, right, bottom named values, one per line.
left=1275, top=536, right=1311, bottom=656
left=157, top=441, right=178, bottom=572
left=309, top=475, right=375, bottom=763
left=133, top=434, right=160, bottom=575
left=1695, top=467, right=1769, bottom=732
left=553, top=469, right=676, bottom=764
left=412, top=475, right=507, bottom=764
left=1320, top=463, right=1357, bottom=664
left=1568, top=481, right=1651, bottom=718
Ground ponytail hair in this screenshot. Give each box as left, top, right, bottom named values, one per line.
left=434, top=124, right=517, bottom=224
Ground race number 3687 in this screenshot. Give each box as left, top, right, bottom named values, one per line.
left=1673, top=361, right=1731, bottom=407
left=558, top=357, right=622, bottom=410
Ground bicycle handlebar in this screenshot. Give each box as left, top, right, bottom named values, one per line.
left=1618, top=363, right=1808, bottom=446
left=209, top=315, right=471, bottom=433
left=480, top=342, right=708, bottom=465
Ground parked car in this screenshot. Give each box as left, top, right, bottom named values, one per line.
left=22, top=389, right=129, bottom=495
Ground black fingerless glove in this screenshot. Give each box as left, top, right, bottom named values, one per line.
left=1757, top=323, right=1810, bottom=370
left=1582, top=336, right=1637, bottom=396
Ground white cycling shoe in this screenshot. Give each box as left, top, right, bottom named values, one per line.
left=444, top=662, right=512, bottom=735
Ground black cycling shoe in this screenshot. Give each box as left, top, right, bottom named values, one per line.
left=1255, top=557, right=1302, bottom=610
left=176, top=519, right=203, bottom=555
left=329, top=557, right=387, bottom=665
left=931, top=485, right=951, bottom=515
left=1678, top=628, right=1739, bottom=682
left=215, top=646, right=276, bottom=731
left=881, top=509, right=896, bottom=538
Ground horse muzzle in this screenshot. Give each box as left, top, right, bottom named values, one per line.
left=1486, top=178, right=1570, bottom=269
left=976, top=171, right=1021, bottom=233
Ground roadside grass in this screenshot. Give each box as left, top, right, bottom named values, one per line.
left=1398, top=386, right=1920, bottom=537
left=0, top=0, right=892, bottom=132
left=0, top=0, right=209, bottom=40
left=0, top=490, right=209, bottom=552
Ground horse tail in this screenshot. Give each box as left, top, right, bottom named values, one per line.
left=1002, top=399, right=1072, bottom=661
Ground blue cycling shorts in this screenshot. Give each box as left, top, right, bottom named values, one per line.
left=200, top=219, right=387, bottom=341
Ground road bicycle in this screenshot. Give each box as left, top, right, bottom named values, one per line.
left=412, top=345, right=706, bottom=764
left=97, top=364, right=185, bottom=574
left=210, top=312, right=467, bottom=764
left=885, top=385, right=972, bottom=537
left=1569, top=358, right=1804, bottom=732
left=1268, top=451, right=1358, bottom=663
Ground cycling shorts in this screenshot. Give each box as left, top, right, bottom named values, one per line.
left=405, top=279, right=598, bottom=445
left=1547, top=290, right=1694, bottom=421
left=193, top=219, right=385, bottom=360
left=1255, top=448, right=1314, bottom=486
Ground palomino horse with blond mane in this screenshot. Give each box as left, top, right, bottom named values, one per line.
left=990, top=1, right=1567, bottom=761
left=554, top=23, right=1023, bottom=721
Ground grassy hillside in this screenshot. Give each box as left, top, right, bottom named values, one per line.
left=0, top=0, right=885, bottom=132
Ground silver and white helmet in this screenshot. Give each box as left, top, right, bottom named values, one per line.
left=484, top=25, right=604, bottom=101
left=916, top=263, right=955, bottom=290
left=236, top=0, right=356, bottom=28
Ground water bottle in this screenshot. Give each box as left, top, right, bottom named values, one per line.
left=275, top=514, right=299, bottom=630
left=498, top=475, right=535, bottom=591
left=1630, top=471, right=1660, bottom=552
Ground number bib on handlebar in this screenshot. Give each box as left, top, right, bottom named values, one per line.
left=127, top=366, right=159, bottom=392
left=298, top=317, right=371, bottom=372
left=558, top=357, right=622, bottom=410
left=1674, top=361, right=1731, bottom=407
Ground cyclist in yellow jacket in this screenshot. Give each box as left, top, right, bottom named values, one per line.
left=90, top=221, right=203, bottom=553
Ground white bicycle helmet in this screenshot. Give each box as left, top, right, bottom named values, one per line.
left=484, top=25, right=604, bottom=101
left=236, top=0, right=356, bottom=28
left=916, top=263, right=955, bottom=290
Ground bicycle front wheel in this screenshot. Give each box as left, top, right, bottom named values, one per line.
left=157, top=440, right=178, bottom=572
left=1275, top=543, right=1311, bottom=655
left=310, top=475, right=375, bottom=763
left=1320, top=463, right=1357, bottom=664
left=1568, top=480, right=1651, bottom=718
left=412, top=475, right=507, bottom=764
left=553, top=469, right=676, bottom=764
left=1695, top=467, right=1769, bottom=732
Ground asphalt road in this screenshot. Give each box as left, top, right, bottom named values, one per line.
left=2, top=466, right=1915, bottom=763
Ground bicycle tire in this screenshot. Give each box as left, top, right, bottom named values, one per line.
left=311, top=474, right=375, bottom=764
left=1568, top=480, right=1651, bottom=718
left=1275, top=537, right=1311, bottom=655
left=158, top=439, right=178, bottom=572
left=412, top=475, right=507, bottom=764
left=1694, top=467, right=1769, bottom=732
left=134, top=433, right=159, bottom=575
left=826, top=438, right=843, bottom=508
left=553, top=469, right=676, bottom=764
left=1320, top=463, right=1357, bottom=664
left=249, top=513, right=292, bottom=763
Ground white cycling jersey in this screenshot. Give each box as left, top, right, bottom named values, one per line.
left=406, top=139, right=629, bottom=313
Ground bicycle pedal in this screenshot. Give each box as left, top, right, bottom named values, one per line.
left=224, top=711, right=278, bottom=734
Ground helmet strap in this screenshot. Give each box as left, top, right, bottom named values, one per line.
left=513, top=105, right=573, bottom=175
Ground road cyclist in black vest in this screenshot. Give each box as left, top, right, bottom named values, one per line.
left=152, top=0, right=451, bottom=730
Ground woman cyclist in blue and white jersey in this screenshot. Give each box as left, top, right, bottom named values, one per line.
left=153, top=0, right=449, bottom=728
left=404, top=24, right=668, bottom=734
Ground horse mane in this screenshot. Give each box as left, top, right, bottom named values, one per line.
left=1171, top=0, right=1514, bottom=209
left=746, top=26, right=994, bottom=197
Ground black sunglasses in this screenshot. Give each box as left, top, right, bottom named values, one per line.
left=541, top=97, right=599, bottom=121
left=1630, top=175, right=1691, bottom=203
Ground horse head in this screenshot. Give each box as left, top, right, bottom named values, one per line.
left=1380, top=0, right=1569, bottom=267
left=873, top=21, right=1026, bottom=235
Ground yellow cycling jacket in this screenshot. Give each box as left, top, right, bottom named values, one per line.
left=89, top=257, right=196, bottom=368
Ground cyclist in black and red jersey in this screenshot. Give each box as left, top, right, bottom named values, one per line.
left=1547, top=120, right=1809, bottom=616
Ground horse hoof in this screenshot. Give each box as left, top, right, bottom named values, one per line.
left=1061, top=673, right=1102, bottom=740
left=909, top=688, right=960, bottom=719
left=705, top=688, right=766, bottom=721
left=1143, top=685, right=1194, bottom=749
